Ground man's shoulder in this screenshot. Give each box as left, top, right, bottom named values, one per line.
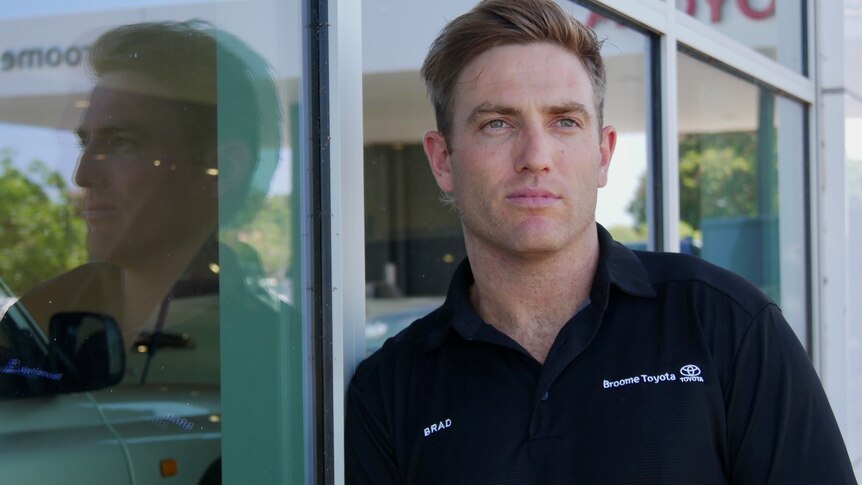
left=351, top=304, right=452, bottom=388
left=629, top=249, right=774, bottom=316
left=16, top=262, right=122, bottom=328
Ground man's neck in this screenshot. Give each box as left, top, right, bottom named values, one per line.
left=117, top=233, right=214, bottom=335
left=465, top=225, right=600, bottom=364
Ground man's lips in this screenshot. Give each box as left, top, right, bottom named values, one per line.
left=506, top=189, right=560, bottom=208
left=82, top=202, right=119, bottom=221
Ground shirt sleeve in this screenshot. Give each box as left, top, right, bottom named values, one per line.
left=345, top=379, right=400, bottom=485
left=726, top=304, right=857, bottom=484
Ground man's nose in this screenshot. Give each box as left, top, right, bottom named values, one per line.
left=74, top=144, right=108, bottom=188
left=515, top=125, right=552, bottom=173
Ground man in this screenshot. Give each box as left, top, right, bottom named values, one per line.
left=346, top=1, right=857, bottom=483
left=18, top=21, right=282, bottom=383
left=24, top=22, right=280, bottom=338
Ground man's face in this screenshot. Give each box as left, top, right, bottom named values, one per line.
left=75, top=71, right=218, bottom=266
left=424, top=42, right=616, bottom=259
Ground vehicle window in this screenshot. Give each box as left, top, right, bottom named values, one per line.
left=0, top=294, right=51, bottom=398
left=0, top=312, right=29, bottom=396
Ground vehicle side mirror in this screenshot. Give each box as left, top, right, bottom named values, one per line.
left=49, top=312, right=125, bottom=391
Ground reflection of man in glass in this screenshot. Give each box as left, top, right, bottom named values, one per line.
left=346, top=1, right=856, bottom=483
left=75, top=25, right=220, bottom=332
left=13, top=20, right=297, bottom=483
left=21, top=21, right=281, bottom=377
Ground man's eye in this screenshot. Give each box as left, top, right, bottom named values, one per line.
left=107, top=136, right=138, bottom=149
left=108, top=136, right=128, bottom=145
left=558, top=118, right=578, bottom=128
left=485, top=119, right=508, bottom=129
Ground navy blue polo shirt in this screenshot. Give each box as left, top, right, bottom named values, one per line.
left=346, top=225, right=856, bottom=484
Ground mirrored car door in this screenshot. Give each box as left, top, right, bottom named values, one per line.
left=0, top=297, right=131, bottom=485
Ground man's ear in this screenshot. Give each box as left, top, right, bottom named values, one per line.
left=423, top=130, right=455, bottom=193
left=597, top=125, right=617, bottom=188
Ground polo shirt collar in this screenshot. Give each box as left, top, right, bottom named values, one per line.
left=424, top=224, right=656, bottom=352
left=593, top=223, right=657, bottom=306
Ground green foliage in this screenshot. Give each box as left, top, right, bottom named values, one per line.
left=681, top=132, right=761, bottom=230
left=0, top=150, right=87, bottom=294
left=608, top=223, right=647, bottom=244
left=628, top=132, right=763, bottom=233
left=627, top=174, right=648, bottom=234
left=237, top=194, right=293, bottom=278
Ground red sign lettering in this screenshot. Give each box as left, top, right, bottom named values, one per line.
left=680, top=0, right=775, bottom=23
left=737, top=0, right=775, bottom=20
left=705, top=0, right=725, bottom=23
left=682, top=0, right=696, bottom=16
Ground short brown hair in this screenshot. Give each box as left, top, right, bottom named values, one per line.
left=89, top=21, right=282, bottom=226
left=421, top=0, right=606, bottom=140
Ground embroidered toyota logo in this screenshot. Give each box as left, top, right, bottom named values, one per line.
left=680, top=364, right=701, bottom=377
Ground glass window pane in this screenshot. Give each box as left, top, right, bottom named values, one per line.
left=0, top=1, right=306, bottom=483
left=362, top=0, right=654, bottom=355
left=569, top=2, right=654, bottom=249
left=675, top=0, right=805, bottom=74
left=676, top=50, right=808, bottom=345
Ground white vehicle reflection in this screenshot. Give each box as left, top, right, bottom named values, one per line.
left=0, top=278, right=221, bottom=485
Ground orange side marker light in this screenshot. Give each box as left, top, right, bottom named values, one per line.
left=160, top=459, right=178, bottom=477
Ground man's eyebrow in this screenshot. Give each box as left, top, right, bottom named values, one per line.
left=546, top=102, right=592, bottom=121
left=465, top=103, right=520, bottom=125
left=75, top=123, right=140, bottom=142
left=465, top=102, right=593, bottom=125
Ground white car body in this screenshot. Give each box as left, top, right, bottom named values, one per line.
left=0, top=287, right=222, bottom=484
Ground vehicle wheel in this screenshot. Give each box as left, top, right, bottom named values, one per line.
left=199, top=458, right=221, bottom=485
